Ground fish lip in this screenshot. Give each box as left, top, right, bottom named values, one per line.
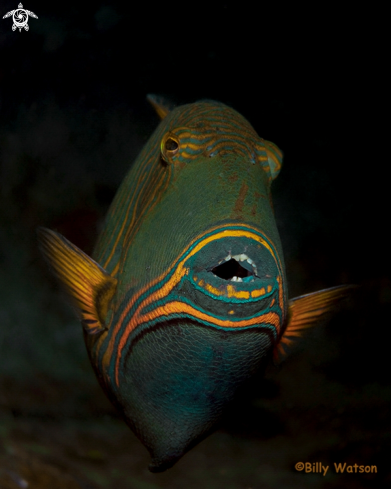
left=187, top=225, right=279, bottom=288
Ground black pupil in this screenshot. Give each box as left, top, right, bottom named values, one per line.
left=212, top=259, right=253, bottom=280
left=165, top=138, right=178, bottom=152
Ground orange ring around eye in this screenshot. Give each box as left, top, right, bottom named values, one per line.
left=161, top=132, right=180, bottom=163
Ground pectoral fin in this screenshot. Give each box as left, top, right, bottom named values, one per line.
left=37, top=227, right=117, bottom=334
left=274, top=285, right=356, bottom=361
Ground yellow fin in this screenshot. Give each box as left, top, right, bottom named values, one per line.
left=147, top=94, right=172, bottom=120
left=37, top=227, right=117, bottom=335
left=274, top=285, right=356, bottom=361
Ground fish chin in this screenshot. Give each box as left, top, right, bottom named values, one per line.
left=116, top=319, right=273, bottom=471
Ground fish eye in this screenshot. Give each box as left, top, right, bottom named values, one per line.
left=165, top=137, right=179, bottom=152
left=161, top=132, right=180, bottom=162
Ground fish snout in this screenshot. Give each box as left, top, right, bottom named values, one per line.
left=185, top=230, right=281, bottom=316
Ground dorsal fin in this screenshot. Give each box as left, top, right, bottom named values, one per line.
left=37, top=227, right=117, bottom=335
left=274, top=285, right=356, bottom=361
left=146, top=94, right=173, bottom=120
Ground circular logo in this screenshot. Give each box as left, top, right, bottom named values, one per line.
left=12, top=8, right=28, bottom=30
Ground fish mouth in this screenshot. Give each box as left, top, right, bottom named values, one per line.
left=183, top=226, right=281, bottom=313
left=210, top=252, right=258, bottom=283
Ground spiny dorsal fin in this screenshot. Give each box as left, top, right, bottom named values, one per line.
left=37, top=227, right=117, bottom=335
left=274, top=285, right=356, bottom=361
left=146, top=94, right=173, bottom=120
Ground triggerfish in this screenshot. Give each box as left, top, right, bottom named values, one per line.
left=38, top=96, right=352, bottom=472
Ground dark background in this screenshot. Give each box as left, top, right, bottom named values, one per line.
left=0, top=2, right=388, bottom=488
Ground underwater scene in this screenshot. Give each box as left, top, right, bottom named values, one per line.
left=0, top=2, right=388, bottom=488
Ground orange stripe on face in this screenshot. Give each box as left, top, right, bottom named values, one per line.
left=251, top=288, right=266, bottom=298
left=141, top=301, right=280, bottom=329
left=103, top=262, right=189, bottom=372
left=114, top=301, right=281, bottom=385
left=226, top=285, right=250, bottom=299
left=112, top=224, right=281, bottom=346
left=180, top=151, right=199, bottom=160
left=107, top=224, right=283, bottom=386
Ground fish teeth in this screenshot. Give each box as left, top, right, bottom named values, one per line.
left=231, top=253, right=257, bottom=270
left=230, top=276, right=243, bottom=282
left=218, top=253, right=258, bottom=280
